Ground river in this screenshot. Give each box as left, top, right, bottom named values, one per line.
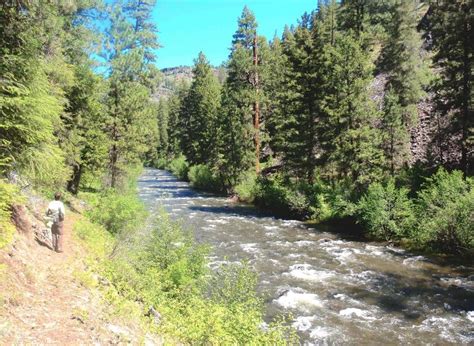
left=138, top=169, right=474, bottom=345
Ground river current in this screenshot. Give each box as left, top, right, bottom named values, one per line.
left=138, top=169, right=473, bottom=345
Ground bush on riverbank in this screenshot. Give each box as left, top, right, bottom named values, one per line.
left=168, top=159, right=473, bottom=254
left=414, top=169, right=474, bottom=252
left=355, top=169, right=474, bottom=253
left=86, top=189, right=146, bottom=235
left=188, top=164, right=222, bottom=192
left=357, top=180, right=415, bottom=241
left=167, top=155, right=189, bottom=180
left=75, top=189, right=296, bottom=343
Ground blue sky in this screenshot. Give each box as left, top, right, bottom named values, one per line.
left=153, top=0, right=318, bottom=68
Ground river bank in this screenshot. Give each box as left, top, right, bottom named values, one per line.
left=163, top=159, right=474, bottom=259
left=140, top=168, right=474, bottom=345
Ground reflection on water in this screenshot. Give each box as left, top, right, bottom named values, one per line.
left=139, top=169, right=474, bottom=345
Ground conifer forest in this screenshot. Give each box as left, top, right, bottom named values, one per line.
left=0, top=0, right=473, bottom=343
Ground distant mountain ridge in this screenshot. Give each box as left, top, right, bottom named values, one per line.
left=154, top=65, right=226, bottom=100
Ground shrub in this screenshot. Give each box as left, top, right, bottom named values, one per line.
left=234, top=170, right=258, bottom=202
left=137, top=212, right=209, bottom=293
left=154, top=157, right=168, bottom=169
left=167, top=155, right=189, bottom=180
left=0, top=180, right=18, bottom=249
left=255, top=175, right=309, bottom=218
left=94, top=210, right=296, bottom=344
left=87, top=190, right=146, bottom=235
left=188, top=164, right=221, bottom=192
left=357, top=179, right=415, bottom=240
left=74, top=218, right=114, bottom=258
left=414, top=169, right=474, bottom=252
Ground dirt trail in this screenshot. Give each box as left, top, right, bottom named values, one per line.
left=0, top=211, right=135, bottom=344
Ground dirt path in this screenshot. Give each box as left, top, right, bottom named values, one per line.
left=0, top=212, right=131, bottom=344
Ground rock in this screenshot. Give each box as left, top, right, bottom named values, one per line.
left=147, top=306, right=161, bottom=325
left=107, top=324, right=130, bottom=338
left=11, top=205, right=32, bottom=239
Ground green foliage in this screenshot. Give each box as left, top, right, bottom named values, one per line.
left=357, top=179, right=415, bottom=240
left=142, top=212, right=209, bottom=279
left=414, top=169, right=474, bottom=252
left=87, top=190, right=146, bottom=235
left=167, top=155, right=189, bottom=180
left=379, top=0, right=431, bottom=175
left=234, top=170, right=258, bottom=202
left=180, top=52, right=221, bottom=166
left=429, top=1, right=474, bottom=174
left=74, top=218, right=114, bottom=258
left=188, top=164, right=221, bottom=192
left=76, top=201, right=295, bottom=344
left=255, top=175, right=310, bottom=218
left=103, top=0, right=160, bottom=188
left=0, top=180, right=18, bottom=249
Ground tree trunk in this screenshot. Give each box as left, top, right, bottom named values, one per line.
left=67, top=164, right=82, bottom=195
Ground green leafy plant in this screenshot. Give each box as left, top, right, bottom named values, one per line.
left=87, top=190, right=146, bottom=235
left=188, top=164, right=221, bottom=192
left=357, top=179, right=415, bottom=240
left=414, top=169, right=473, bottom=252
left=167, top=155, right=189, bottom=180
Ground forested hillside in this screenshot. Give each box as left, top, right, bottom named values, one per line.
left=156, top=1, right=473, bottom=254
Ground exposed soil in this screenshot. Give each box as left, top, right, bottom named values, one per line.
left=0, top=202, right=153, bottom=345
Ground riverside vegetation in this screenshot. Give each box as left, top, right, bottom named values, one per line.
left=0, top=0, right=472, bottom=343
left=75, top=175, right=295, bottom=343
left=158, top=2, right=473, bottom=255
left=0, top=0, right=294, bottom=343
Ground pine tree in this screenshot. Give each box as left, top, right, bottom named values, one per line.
left=155, top=98, right=168, bottom=160
left=180, top=52, right=221, bottom=165
left=339, top=0, right=396, bottom=44
left=54, top=1, right=111, bottom=193
left=379, top=0, right=431, bottom=174
left=265, top=34, right=290, bottom=164
left=217, top=6, right=265, bottom=187
left=429, top=1, right=474, bottom=175
left=381, top=89, right=410, bottom=175
left=322, top=33, right=385, bottom=187
left=103, top=0, right=160, bottom=187
left=277, top=14, right=321, bottom=182
left=168, top=81, right=189, bottom=158
left=0, top=1, right=69, bottom=187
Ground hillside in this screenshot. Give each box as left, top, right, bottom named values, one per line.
left=153, top=65, right=226, bottom=100
left=0, top=194, right=158, bottom=344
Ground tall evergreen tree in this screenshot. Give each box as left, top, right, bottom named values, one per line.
left=180, top=52, right=221, bottom=165
left=103, top=0, right=159, bottom=187
left=429, top=1, right=474, bottom=174
left=276, top=14, right=323, bottom=182
left=217, top=7, right=265, bottom=187
left=0, top=1, right=69, bottom=187
left=379, top=0, right=431, bottom=174
left=322, top=33, right=385, bottom=187
left=167, top=81, right=189, bottom=158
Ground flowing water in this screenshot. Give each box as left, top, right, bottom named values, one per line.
left=138, top=169, right=474, bottom=345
